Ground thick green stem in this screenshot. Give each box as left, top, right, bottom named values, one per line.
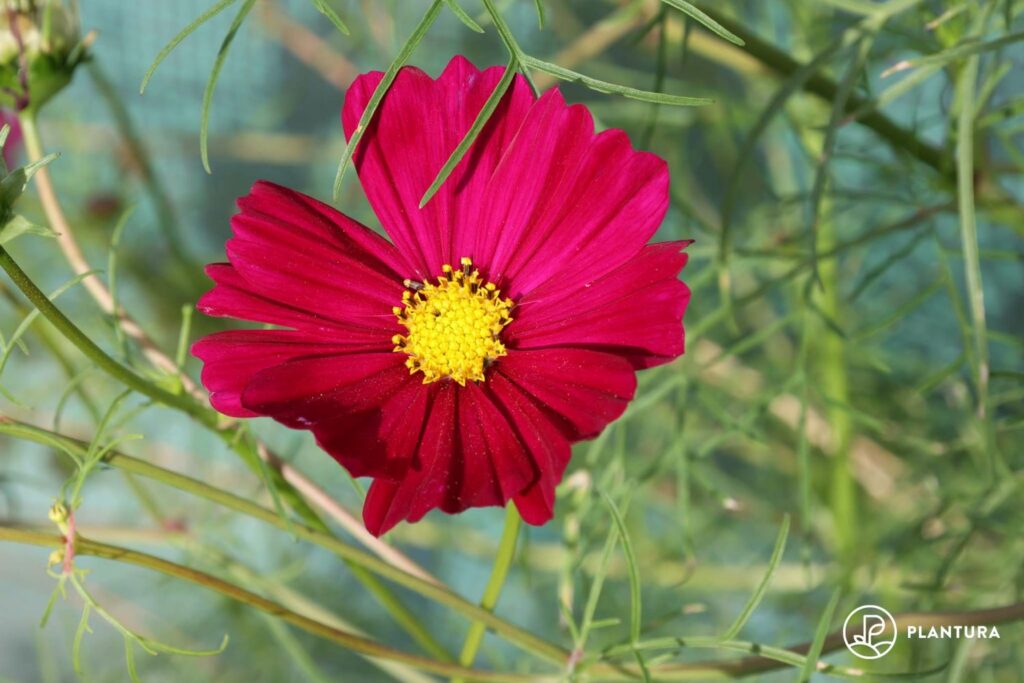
left=453, top=505, right=522, bottom=683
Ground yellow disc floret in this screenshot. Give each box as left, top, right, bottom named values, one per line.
left=393, top=258, right=513, bottom=385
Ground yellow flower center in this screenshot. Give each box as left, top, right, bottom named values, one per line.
left=393, top=257, right=513, bottom=385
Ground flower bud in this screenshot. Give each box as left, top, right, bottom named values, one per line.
left=0, top=0, right=87, bottom=111
left=48, top=499, right=70, bottom=534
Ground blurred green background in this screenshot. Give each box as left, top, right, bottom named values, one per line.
left=1, top=0, right=1022, bottom=681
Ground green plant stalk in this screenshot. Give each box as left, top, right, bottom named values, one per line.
left=0, top=526, right=551, bottom=683
left=0, top=245, right=213, bottom=426
left=815, top=202, right=856, bottom=577
left=694, top=4, right=948, bottom=177
left=0, top=418, right=566, bottom=666
left=453, top=505, right=522, bottom=683
left=954, top=26, right=994, bottom=476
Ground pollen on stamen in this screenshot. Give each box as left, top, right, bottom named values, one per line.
left=393, top=258, right=512, bottom=385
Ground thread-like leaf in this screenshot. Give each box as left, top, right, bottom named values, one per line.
left=442, top=0, right=484, bottom=33
left=718, top=515, right=790, bottom=640
left=311, top=0, right=350, bottom=36
left=140, top=0, right=239, bottom=94
left=659, top=0, right=744, bottom=45
left=419, top=56, right=517, bottom=207
left=533, top=0, right=546, bottom=28
left=523, top=55, right=712, bottom=106
left=798, top=589, right=842, bottom=682
left=200, top=0, right=257, bottom=174
left=332, top=1, right=444, bottom=199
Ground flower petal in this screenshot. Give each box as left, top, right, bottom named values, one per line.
left=224, top=181, right=409, bottom=329
left=487, top=372, right=572, bottom=526
left=362, top=383, right=458, bottom=536
left=467, top=90, right=669, bottom=298
left=192, top=330, right=385, bottom=418
left=360, top=381, right=540, bottom=536
left=240, top=352, right=411, bottom=428
left=311, top=380, right=432, bottom=479
left=507, top=242, right=691, bottom=368
left=342, top=56, right=534, bottom=278
left=495, top=348, right=637, bottom=441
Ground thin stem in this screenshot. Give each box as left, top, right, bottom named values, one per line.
left=6, top=519, right=1024, bottom=681
left=0, top=416, right=567, bottom=666
left=16, top=111, right=205, bottom=400
left=0, top=526, right=553, bottom=683
left=0, top=245, right=215, bottom=427
left=692, top=4, right=949, bottom=177
left=453, top=505, right=522, bottom=683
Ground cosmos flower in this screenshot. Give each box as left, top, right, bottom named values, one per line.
left=193, top=56, right=690, bottom=536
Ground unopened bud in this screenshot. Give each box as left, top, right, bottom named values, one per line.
left=48, top=500, right=70, bottom=534
left=0, top=0, right=86, bottom=111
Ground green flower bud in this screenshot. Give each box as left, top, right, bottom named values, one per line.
left=0, top=0, right=88, bottom=112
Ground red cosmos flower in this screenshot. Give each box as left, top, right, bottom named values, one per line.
left=193, top=56, right=690, bottom=536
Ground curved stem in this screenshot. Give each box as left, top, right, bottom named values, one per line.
left=453, top=505, right=522, bottom=683
left=691, top=3, right=949, bottom=178
left=0, top=245, right=215, bottom=426
left=0, top=416, right=567, bottom=666
left=17, top=112, right=205, bottom=399
left=0, top=526, right=553, bottom=683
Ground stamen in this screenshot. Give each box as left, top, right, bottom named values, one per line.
left=393, top=258, right=512, bottom=385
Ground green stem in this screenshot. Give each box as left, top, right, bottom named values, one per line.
left=453, top=505, right=522, bottom=683
left=0, top=245, right=215, bottom=427
left=696, top=4, right=949, bottom=177
left=0, top=417, right=567, bottom=666
left=0, top=526, right=551, bottom=683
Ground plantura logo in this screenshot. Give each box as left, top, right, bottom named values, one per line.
left=843, top=605, right=1002, bottom=660
left=843, top=605, right=897, bottom=660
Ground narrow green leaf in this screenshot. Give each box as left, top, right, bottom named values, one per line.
left=72, top=606, right=92, bottom=677
left=659, top=0, right=744, bottom=45
left=311, top=0, right=350, bottom=36
left=0, top=270, right=99, bottom=381
left=523, top=55, right=712, bottom=106
left=719, top=514, right=790, bottom=640
left=883, top=30, right=1024, bottom=75
left=124, top=639, right=142, bottom=683
left=420, top=56, right=517, bottom=207
left=954, top=31, right=991, bottom=441
left=533, top=0, right=546, bottom=29
left=140, top=0, right=239, bottom=94
left=599, top=491, right=642, bottom=643
left=798, top=588, right=842, bottom=682
left=200, top=0, right=257, bottom=174
left=806, top=38, right=874, bottom=288
left=175, top=304, right=194, bottom=371
left=442, top=0, right=484, bottom=33
left=332, top=1, right=444, bottom=199
left=0, top=153, right=60, bottom=214
left=479, top=0, right=539, bottom=95
left=0, top=124, right=9, bottom=176
left=0, top=215, right=55, bottom=245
